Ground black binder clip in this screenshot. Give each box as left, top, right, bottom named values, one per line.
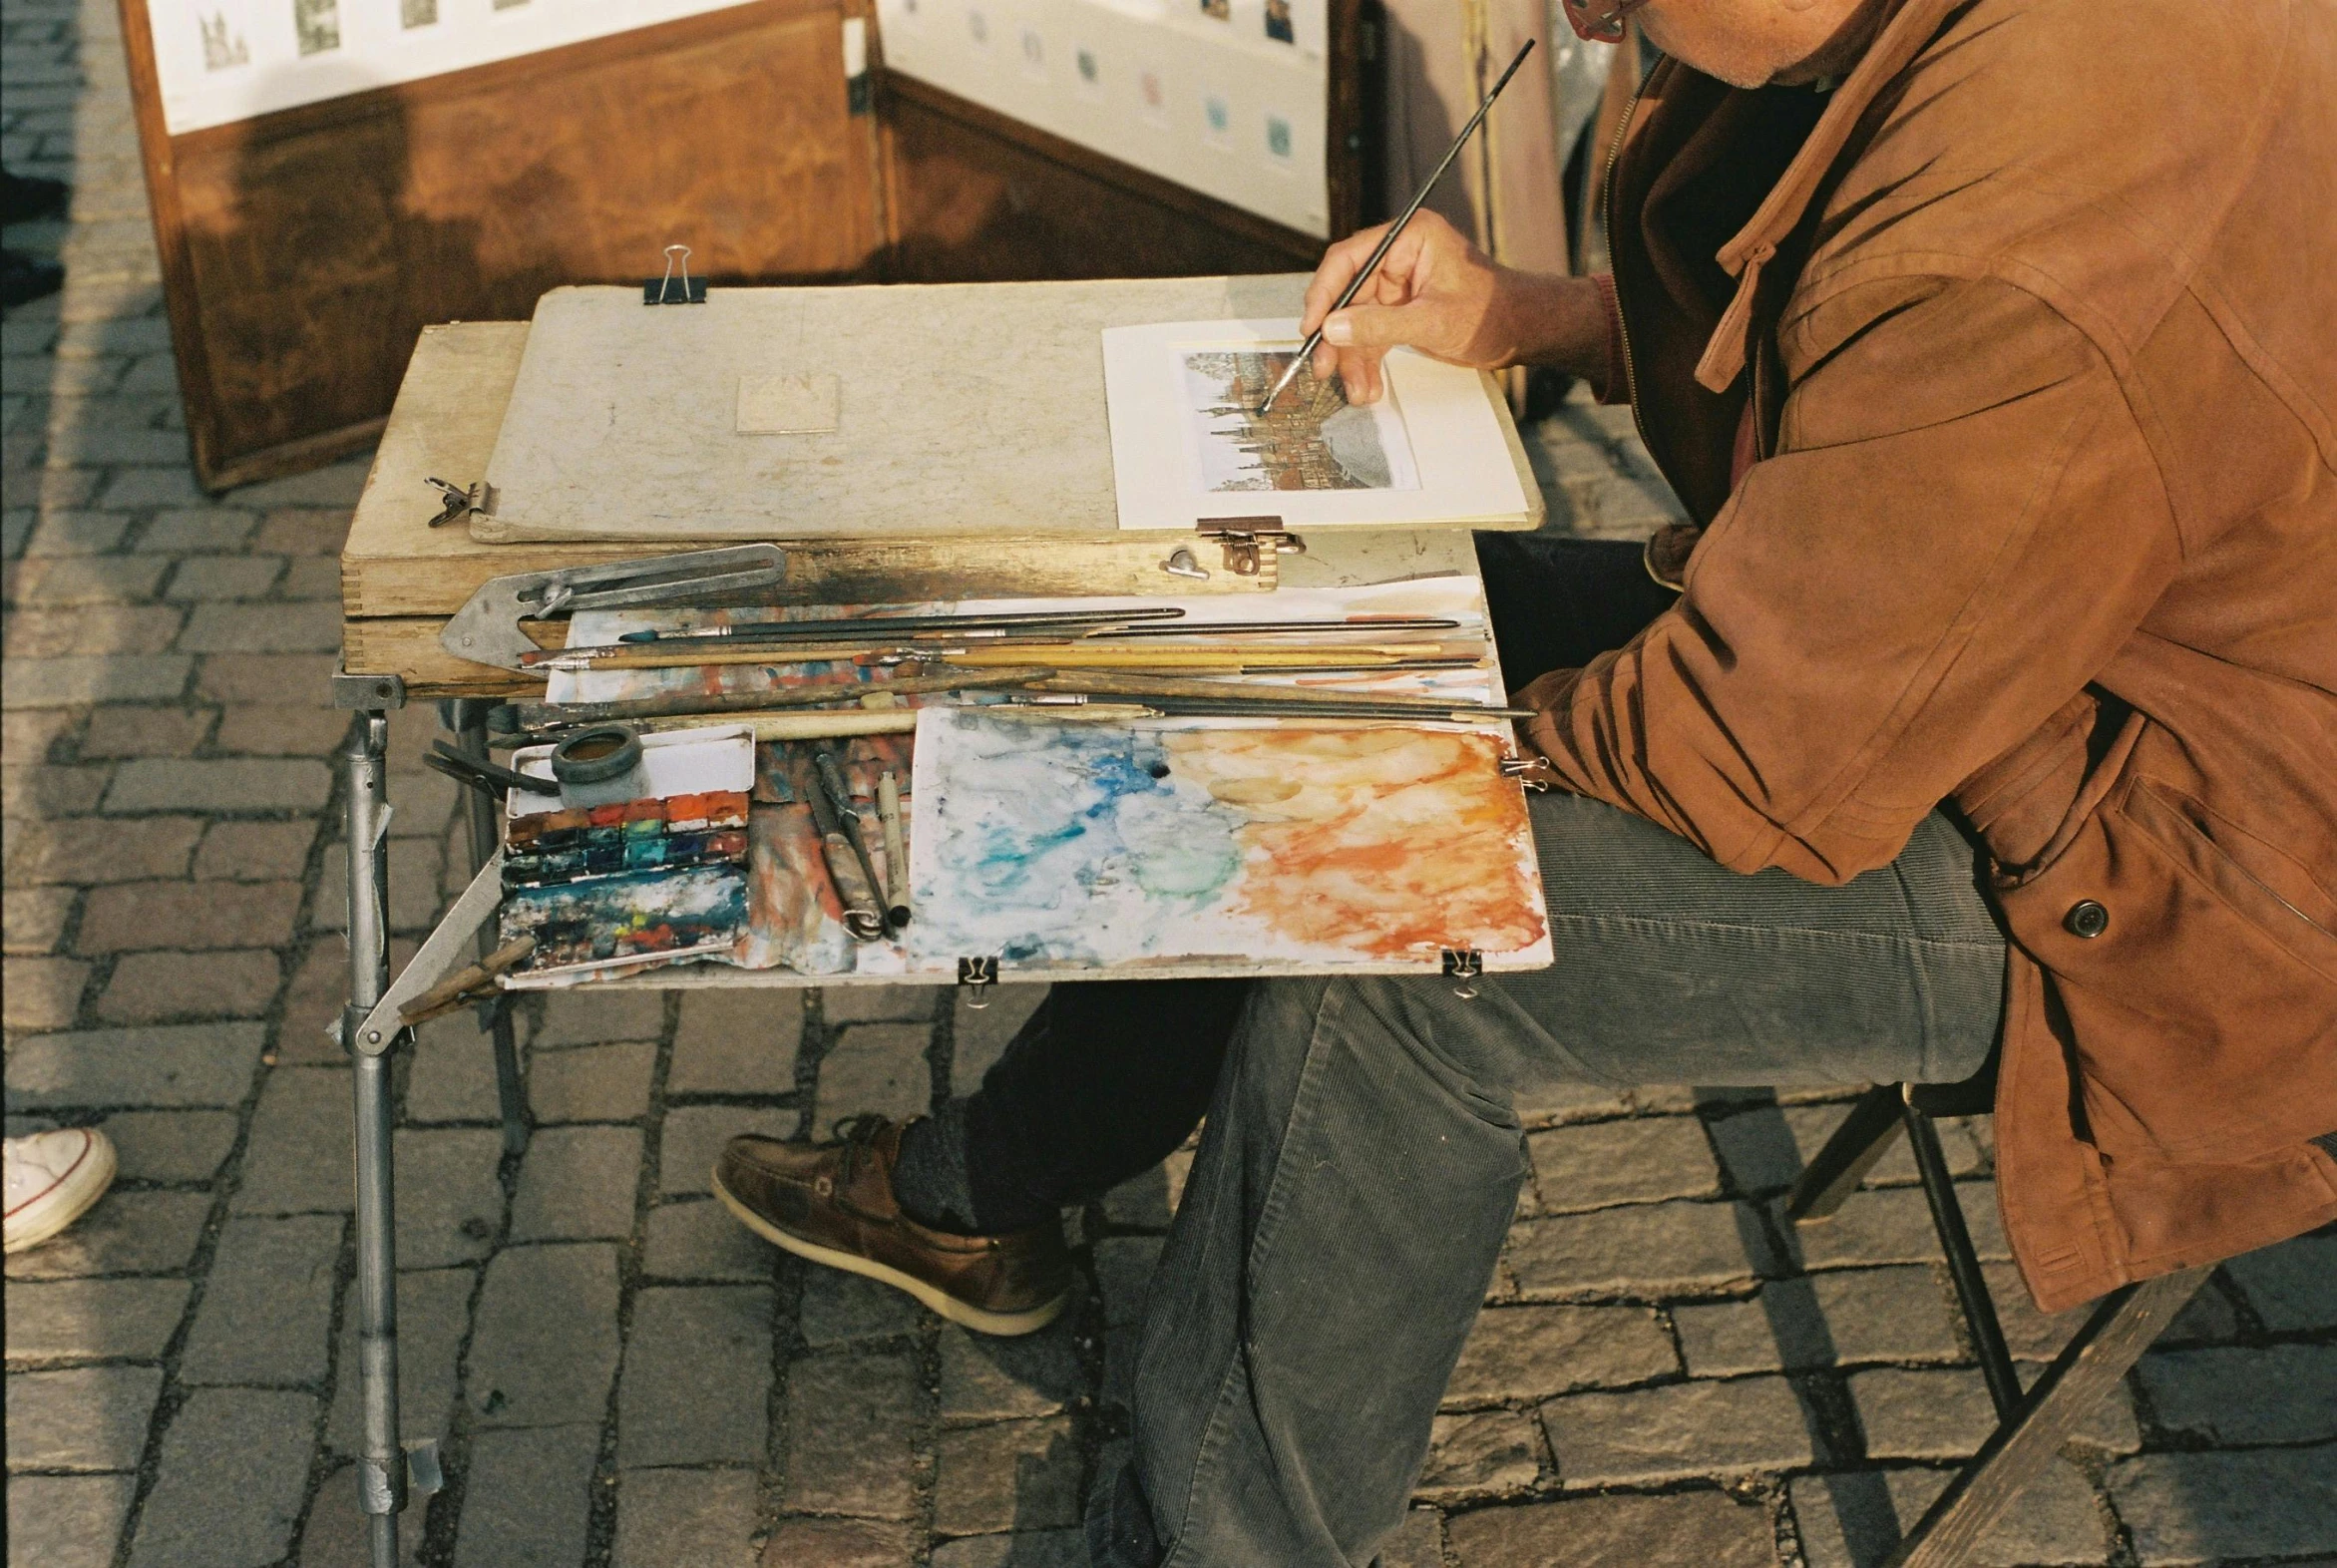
left=643, top=243, right=707, bottom=305
left=1441, top=948, right=1484, bottom=999
left=958, top=956, right=1000, bottom=1008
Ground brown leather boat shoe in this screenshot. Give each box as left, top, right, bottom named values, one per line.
left=712, top=1115, right=1071, bottom=1337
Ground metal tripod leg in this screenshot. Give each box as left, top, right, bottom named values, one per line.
left=443, top=699, right=527, bottom=1155
left=342, top=712, right=405, bottom=1568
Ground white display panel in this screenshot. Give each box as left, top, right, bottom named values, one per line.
left=150, top=0, right=762, bottom=136
left=876, top=0, right=1332, bottom=237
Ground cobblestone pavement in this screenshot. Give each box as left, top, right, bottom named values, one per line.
left=6, top=0, right=2336, bottom=1564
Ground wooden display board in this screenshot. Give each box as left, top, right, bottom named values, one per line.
left=118, top=0, right=1383, bottom=491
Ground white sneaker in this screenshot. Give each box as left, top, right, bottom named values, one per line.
left=4, top=1128, right=119, bottom=1254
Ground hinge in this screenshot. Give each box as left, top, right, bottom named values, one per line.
left=1196, top=517, right=1307, bottom=578
left=332, top=669, right=407, bottom=710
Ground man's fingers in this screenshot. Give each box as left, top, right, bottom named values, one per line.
left=1322, top=302, right=1421, bottom=354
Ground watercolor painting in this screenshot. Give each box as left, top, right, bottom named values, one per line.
left=967, top=7, right=988, bottom=46
left=1202, top=91, right=1232, bottom=146
left=909, top=712, right=1549, bottom=971
left=291, top=0, right=337, bottom=55
left=1264, top=0, right=1294, bottom=41
left=1074, top=43, right=1100, bottom=93
left=1018, top=24, right=1045, bottom=76
left=1138, top=66, right=1167, bottom=124
left=401, top=0, right=436, bottom=26
left=1265, top=111, right=1294, bottom=162
left=1199, top=0, right=1229, bottom=18
left=199, top=8, right=249, bottom=68
left=1181, top=349, right=1420, bottom=492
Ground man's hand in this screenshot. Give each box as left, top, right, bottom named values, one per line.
left=1299, top=209, right=1610, bottom=402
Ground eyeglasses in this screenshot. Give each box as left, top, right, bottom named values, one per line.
left=1559, top=0, right=1651, bottom=43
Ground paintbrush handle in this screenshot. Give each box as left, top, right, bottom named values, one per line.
left=820, top=834, right=886, bottom=941
left=1259, top=36, right=1537, bottom=415
left=510, top=668, right=1056, bottom=727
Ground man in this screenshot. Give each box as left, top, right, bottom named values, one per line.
left=716, top=0, right=2337, bottom=1557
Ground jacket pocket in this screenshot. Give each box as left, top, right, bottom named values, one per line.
left=1992, top=779, right=2337, bottom=1166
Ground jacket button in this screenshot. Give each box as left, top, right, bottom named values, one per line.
left=2065, top=900, right=2110, bottom=939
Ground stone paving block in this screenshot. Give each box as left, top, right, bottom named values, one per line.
left=929, top=1530, right=1087, bottom=1568
left=1443, top=1304, right=1677, bottom=1404
left=7, top=601, right=179, bottom=653
left=5, top=762, right=115, bottom=820
left=141, top=507, right=256, bottom=552
left=295, top=1463, right=428, bottom=1568
left=1444, top=1488, right=1774, bottom=1568
left=179, top=1212, right=342, bottom=1385
left=951, top=983, right=1049, bottom=1096
left=670, top=987, right=803, bottom=1095
left=825, top=983, right=943, bottom=1023
left=2111, top=1443, right=2337, bottom=1564
left=5, top=1020, right=264, bottom=1108
left=96, top=944, right=280, bottom=1027
left=4, top=650, right=187, bottom=707
left=193, top=651, right=335, bottom=704
left=1507, top=1200, right=1775, bottom=1298
left=2, top=952, right=85, bottom=1025
left=194, top=819, right=315, bottom=880
left=1375, top=1510, right=1447, bottom=1568
left=815, top=1022, right=934, bottom=1125
left=2222, top=1228, right=2337, bottom=1331
left=125, top=1387, right=315, bottom=1568
left=4, top=1187, right=209, bottom=1279
left=1094, top=1234, right=1162, bottom=1327
left=536, top=987, right=666, bottom=1046
left=17, top=511, right=134, bottom=558
left=529, top=1039, right=654, bottom=1122
left=1510, top=1078, right=1639, bottom=1126
left=1416, top=1409, right=1542, bottom=1497
left=311, top=834, right=443, bottom=934
left=4, top=1473, right=136, bottom=1568
left=310, top=1261, right=473, bottom=1443
left=783, top=1350, right=921, bottom=1518
left=78, top=703, right=213, bottom=758
left=760, top=1517, right=920, bottom=1567
left=1673, top=1267, right=1960, bottom=1376
left=231, top=1065, right=352, bottom=1213
left=6, top=811, right=201, bottom=882
left=453, top=1423, right=603, bottom=1568
left=4, top=1364, right=163, bottom=1470
left=391, top=1127, right=504, bottom=1268
left=1776, top=1183, right=2009, bottom=1271
left=1525, top=1116, right=1722, bottom=1212
left=643, top=1196, right=773, bottom=1283
left=97, top=466, right=201, bottom=509
left=1847, top=1367, right=1997, bottom=1460
left=468, top=1243, right=623, bottom=1426
left=211, top=703, right=348, bottom=756
left=102, top=755, right=329, bottom=812
left=76, top=877, right=300, bottom=951
left=100, top=1107, right=237, bottom=1181
left=1098, top=1144, right=1193, bottom=1229
left=4, top=1276, right=192, bottom=1362
left=800, top=1266, right=925, bottom=1347
left=1791, top=1460, right=2110, bottom=1568
left=3, top=884, right=74, bottom=952
left=619, top=1285, right=775, bottom=1466
left=2138, top=1343, right=2337, bottom=1444
left=401, top=1011, right=508, bottom=1123
left=614, top=1466, right=762, bottom=1568
left=280, top=555, right=341, bottom=598
left=935, top=1414, right=1083, bottom=1535
left=663, top=1104, right=788, bottom=1197
left=940, top=1318, right=1084, bottom=1420
left=2158, top=1276, right=2240, bottom=1342
left=165, top=554, right=280, bottom=600
left=1542, top=1374, right=1825, bottom=1484
left=510, top=1123, right=643, bottom=1242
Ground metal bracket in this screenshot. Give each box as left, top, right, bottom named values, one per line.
left=957, top=956, right=999, bottom=1007
left=332, top=669, right=408, bottom=710
left=1441, top=948, right=1484, bottom=998
left=440, top=545, right=789, bottom=671
left=425, top=477, right=496, bottom=528
left=1196, top=517, right=1307, bottom=578
left=347, top=851, right=508, bottom=1055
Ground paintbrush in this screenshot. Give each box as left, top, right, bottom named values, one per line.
left=608, top=606, right=1185, bottom=645
left=1255, top=37, right=1537, bottom=416
left=1089, top=616, right=1462, bottom=638
left=936, top=643, right=1475, bottom=671
left=877, top=770, right=910, bottom=929
left=811, top=746, right=897, bottom=933
left=1030, top=671, right=1510, bottom=708
left=500, top=667, right=1057, bottom=729
left=1017, top=694, right=1522, bottom=723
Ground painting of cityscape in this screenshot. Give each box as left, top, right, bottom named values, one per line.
left=1181, top=350, right=1419, bottom=493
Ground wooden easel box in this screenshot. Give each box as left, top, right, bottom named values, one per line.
left=340, top=273, right=1535, bottom=695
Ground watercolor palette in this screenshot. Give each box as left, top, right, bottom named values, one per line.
left=908, top=710, right=1551, bottom=973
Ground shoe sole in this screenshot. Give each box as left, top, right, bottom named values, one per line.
left=4, top=1133, right=118, bottom=1255
left=711, top=1164, right=1067, bottom=1338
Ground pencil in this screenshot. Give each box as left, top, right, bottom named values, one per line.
left=877, top=770, right=910, bottom=929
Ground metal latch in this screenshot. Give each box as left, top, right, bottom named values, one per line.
left=425, top=477, right=496, bottom=528
left=440, top=545, right=789, bottom=670
left=1196, top=517, right=1307, bottom=578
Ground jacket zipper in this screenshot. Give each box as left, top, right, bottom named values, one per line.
left=1600, top=65, right=1652, bottom=457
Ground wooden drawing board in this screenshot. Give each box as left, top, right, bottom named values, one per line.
left=473, top=275, right=1540, bottom=542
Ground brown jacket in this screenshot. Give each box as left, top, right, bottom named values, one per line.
left=1521, top=0, right=2337, bottom=1309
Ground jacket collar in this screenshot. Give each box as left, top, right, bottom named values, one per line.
left=1691, top=0, right=1961, bottom=390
